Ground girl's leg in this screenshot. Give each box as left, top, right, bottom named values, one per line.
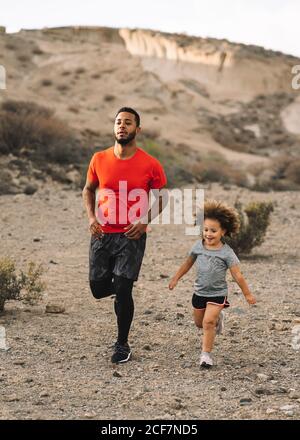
left=202, top=304, right=223, bottom=353
left=193, top=308, right=206, bottom=329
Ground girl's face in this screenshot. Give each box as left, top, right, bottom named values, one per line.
left=203, top=218, right=226, bottom=247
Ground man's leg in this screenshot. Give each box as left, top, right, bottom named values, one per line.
left=113, top=275, right=134, bottom=345
left=89, top=277, right=114, bottom=300
left=110, top=233, right=146, bottom=363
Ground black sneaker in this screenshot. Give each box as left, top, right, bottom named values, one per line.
left=111, top=342, right=132, bottom=364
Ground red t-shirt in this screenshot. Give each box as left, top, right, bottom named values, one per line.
left=87, top=146, right=167, bottom=233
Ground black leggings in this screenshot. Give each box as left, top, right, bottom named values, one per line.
left=90, top=276, right=134, bottom=345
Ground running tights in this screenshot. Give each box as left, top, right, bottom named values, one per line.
left=89, top=276, right=134, bottom=345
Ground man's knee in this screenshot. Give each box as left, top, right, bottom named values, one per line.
left=89, top=279, right=113, bottom=299
left=113, top=275, right=134, bottom=296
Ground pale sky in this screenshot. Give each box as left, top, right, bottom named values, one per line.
left=1, top=0, right=300, bottom=57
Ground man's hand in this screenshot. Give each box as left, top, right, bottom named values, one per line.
left=245, top=293, right=257, bottom=305
left=124, top=222, right=147, bottom=240
left=89, top=217, right=103, bottom=238
left=168, top=277, right=178, bottom=290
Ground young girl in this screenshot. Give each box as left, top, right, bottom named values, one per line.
left=169, top=199, right=256, bottom=368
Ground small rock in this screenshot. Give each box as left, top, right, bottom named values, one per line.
left=13, top=360, right=25, bottom=366
left=256, top=373, right=269, bottom=382
left=182, top=362, right=193, bottom=369
left=275, top=387, right=288, bottom=394
left=240, top=398, right=252, bottom=406
left=33, top=237, right=41, bottom=242
left=266, top=408, right=277, bottom=415
left=84, top=412, right=96, bottom=419
left=221, top=387, right=227, bottom=391
left=289, top=391, right=300, bottom=399
left=113, top=371, right=122, bottom=378
left=171, top=402, right=184, bottom=410
left=40, top=392, right=49, bottom=398
left=176, top=313, right=184, bottom=319
left=24, top=378, right=34, bottom=383
left=143, top=345, right=152, bottom=351
left=275, top=323, right=290, bottom=331
left=255, top=388, right=273, bottom=395
left=159, top=274, right=169, bottom=279
left=155, top=313, right=165, bottom=321
left=144, top=310, right=152, bottom=315
left=280, top=404, right=295, bottom=411
left=24, top=184, right=38, bottom=195
left=49, top=260, right=58, bottom=265
left=45, top=304, right=65, bottom=314
left=6, top=395, right=19, bottom=402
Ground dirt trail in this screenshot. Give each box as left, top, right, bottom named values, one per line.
left=0, top=182, right=299, bottom=420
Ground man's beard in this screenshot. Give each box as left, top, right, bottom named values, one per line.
left=115, top=131, right=136, bottom=145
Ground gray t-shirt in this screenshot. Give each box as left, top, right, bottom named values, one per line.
left=189, top=240, right=240, bottom=297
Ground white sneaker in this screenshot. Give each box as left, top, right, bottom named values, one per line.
left=216, top=310, right=225, bottom=335
left=200, top=352, right=213, bottom=368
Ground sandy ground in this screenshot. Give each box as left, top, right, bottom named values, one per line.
left=0, top=182, right=299, bottom=420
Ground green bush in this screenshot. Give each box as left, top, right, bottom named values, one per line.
left=225, top=201, right=274, bottom=255
left=0, top=258, right=45, bottom=312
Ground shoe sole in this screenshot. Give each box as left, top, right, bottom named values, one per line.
left=200, top=362, right=212, bottom=369
left=112, top=351, right=132, bottom=364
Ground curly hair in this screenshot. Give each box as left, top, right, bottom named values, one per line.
left=203, top=199, right=240, bottom=237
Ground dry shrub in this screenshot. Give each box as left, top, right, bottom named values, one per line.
left=192, top=160, right=248, bottom=187
left=41, top=79, right=52, bottom=87
left=226, top=201, right=274, bottom=255
left=0, top=100, right=82, bottom=164
left=285, top=159, right=300, bottom=185
left=0, top=258, right=45, bottom=312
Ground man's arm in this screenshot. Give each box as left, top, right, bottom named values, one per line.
left=124, top=187, right=169, bottom=239
left=82, top=178, right=103, bottom=237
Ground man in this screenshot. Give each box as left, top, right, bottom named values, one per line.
left=82, top=107, right=167, bottom=364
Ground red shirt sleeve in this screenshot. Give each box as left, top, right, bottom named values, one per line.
left=150, top=159, right=167, bottom=189
left=87, top=153, right=99, bottom=184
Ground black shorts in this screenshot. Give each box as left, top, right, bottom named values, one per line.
left=89, top=232, right=147, bottom=281
left=192, top=294, right=230, bottom=310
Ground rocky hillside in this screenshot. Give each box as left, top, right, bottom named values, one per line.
left=0, top=26, right=299, bottom=191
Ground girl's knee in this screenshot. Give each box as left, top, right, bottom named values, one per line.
left=203, top=318, right=217, bottom=329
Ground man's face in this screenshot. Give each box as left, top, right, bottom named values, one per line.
left=114, top=112, right=140, bottom=145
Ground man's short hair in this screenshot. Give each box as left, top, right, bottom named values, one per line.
left=115, top=107, right=140, bottom=127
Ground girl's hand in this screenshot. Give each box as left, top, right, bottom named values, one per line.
left=245, top=294, right=257, bottom=305
left=169, top=278, right=178, bottom=290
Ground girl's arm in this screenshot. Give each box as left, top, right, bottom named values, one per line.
left=230, top=265, right=256, bottom=304
left=169, top=256, right=196, bottom=290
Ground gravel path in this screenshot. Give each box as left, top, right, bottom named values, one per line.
left=0, top=182, right=299, bottom=420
